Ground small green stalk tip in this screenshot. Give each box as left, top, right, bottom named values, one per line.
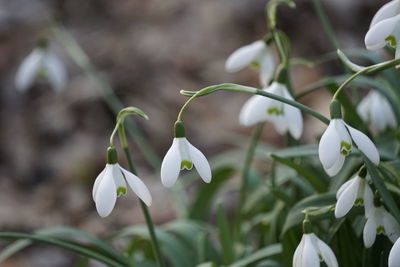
left=107, top=146, right=118, bottom=164
left=302, top=218, right=312, bottom=234
left=373, top=192, right=382, bottom=207
left=174, top=121, right=185, bottom=138
left=329, top=99, right=342, bottom=119
left=358, top=166, right=367, bottom=178
left=37, top=37, right=49, bottom=49
left=274, top=65, right=288, bottom=84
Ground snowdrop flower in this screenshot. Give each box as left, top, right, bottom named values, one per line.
left=15, top=42, right=67, bottom=92
left=239, top=81, right=303, bottom=139
left=92, top=147, right=152, bottom=218
left=161, top=121, right=212, bottom=187
left=365, top=0, right=400, bottom=58
left=335, top=168, right=373, bottom=218
left=319, top=100, right=380, bottom=176
left=363, top=205, right=400, bottom=248
left=357, top=91, right=397, bottom=131
left=225, top=40, right=275, bottom=87
left=293, top=220, right=338, bottom=267
left=389, top=238, right=400, bottom=267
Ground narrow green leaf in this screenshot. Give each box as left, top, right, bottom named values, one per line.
left=217, top=203, right=234, bottom=265
left=229, top=244, right=282, bottom=267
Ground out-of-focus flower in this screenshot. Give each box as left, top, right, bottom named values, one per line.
left=15, top=45, right=67, bottom=92
left=357, top=91, right=397, bottom=131
left=292, top=233, right=338, bottom=267
left=389, top=237, right=400, bottom=267
left=92, top=147, right=152, bottom=218
left=365, top=0, right=400, bottom=58
left=239, top=81, right=303, bottom=139
left=363, top=205, right=400, bottom=248
left=225, top=40, right=275, bottom=87
left=160, top=121, right=212, bottom=187
left=335, top=169, right=373, bottom=218
left=318, top=118, right=380, bottom=176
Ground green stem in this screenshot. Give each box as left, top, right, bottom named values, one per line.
left=180, top=84, right=330, bottom=125
left=118, top=125, right=165, bottom=267
left=51, top=24, right=161, bottom=170
left=310, top=0, right=340, bottom=50
left=234, top=123, right=264, bottom=239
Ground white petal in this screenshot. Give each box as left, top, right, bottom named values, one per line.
left=225, top=40, right=266, bottom=72
left=383, top=209, right=400, bottom=243
left=239, top=94, right=270, bottom=126
left=293, top=235, right=306, bottom=267
left=365, top=15, right=400, bottom=50
left=370, top=91, right=388, bottom=131
left=316, top=237, right=338, bottom=267
left=15, top=49, right=44, bottom=92
left=370, top=0, right=400, bottom=27
left=44, top=52, right=67, bottom=92
left=95, top=165, right=117, bottom=218
left=302, top=234, right=320, bottom=267
left=113, top=164, right=127, bottom=195
left=92, top=167, right=106, bottom=201
left=335, top=177, right=360, bottom=218
left=389, top=238, right=400, bottom=267
left=160, top=139, right=182, bottom=187
left=336, top=177, right=355, bottom=199
left=362, top=180, right=374, bottom=216
left=319, top=120, right=341, bottom=171
left=346, top=123, right=380, bottom=164
left=120, top=166, right=152, bottom=206
left=187, top=139, right=212, bottom=183
left=357, top=93, right=372, bottom=123
left=325, top=154, right=345, bottom=177
left=259, top=50, right=275, bottom=87
left=364, top=211, right=377, bottom=248
left=282, top=87, right=303, bottom=139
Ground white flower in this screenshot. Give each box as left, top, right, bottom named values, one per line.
left=225, top=40, right=275, bottom=87
left=92, top=163, right=152, bottom=218
left=335, top=174, right=373, bottom=218
left=15, top=47, right=67, bottom=92
left=365, top=0, right=400, bottom=58
left=389, top=237, right=400, bottom=267
left=292, top=233, right=338, bottom=267
left=161, top=137, right=212, bottom=188
left=239, top=82, right=303, bottom=139
left=363, top=205, right=400, bottom=248
left=318, top=119, right=380, bottom=176
left=357, top=91, right=397, bottom=131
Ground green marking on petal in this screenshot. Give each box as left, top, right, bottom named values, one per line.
left=385, top=35, right=397, bottom=47
left=377, top=225, right=385, bottom=234
left=318, top=253, right=323, bottom=261
left=340, top=141, right=351, bottom=155
left=250, top=61, right=260, bottom=69
left=117, top=187, right=127, bottom=197
left=267, top=107, right=283, bottom=115
left=180, top=160, right=193, bottom=170
left=355, top=198, right=364, bottom=206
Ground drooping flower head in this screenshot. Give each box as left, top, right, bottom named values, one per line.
left=335, top=167, right=374, bottom=218
left=357, top=90, right=397, bottom=132
left=363, top=203, right=400, bottom=248
left=293, top=219, right=338, bottom=267
left=15, top=39, right=67, bottom=92
left=319, top=100, right=380, bottom=176
left=225, top=40, right=275, bottom=87
left=365, top=0, right=400, bottom=58
left=239, top=81, right=303, bottom=139
left=160, top=121, right=212, bottom=187
left=92, top=147, right=152, bottom=217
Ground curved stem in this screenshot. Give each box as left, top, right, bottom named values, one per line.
left=118, top=124, right=165, bottom=267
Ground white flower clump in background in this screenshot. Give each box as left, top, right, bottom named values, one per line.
left=239, top=81, right=303, bottom=139
left=357, top=91, right=397, bottom=132
left=15, top=43, right=67, bottom=92
left=225, top=40, right=275, bottom=87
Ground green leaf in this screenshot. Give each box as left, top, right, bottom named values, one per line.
left=281, top=193, right=336, bottom=235
left=268, top=145, right=318, bottom=158
left=270, top=154, right=327, bottom=192
left=189, top=166, right=235, bottom=220
left=229, top=244, right=282, bottom=267
left=217, top=203, right=234, bottom=265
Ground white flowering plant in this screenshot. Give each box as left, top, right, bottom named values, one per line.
left=2, top=0, right=400, bottom=267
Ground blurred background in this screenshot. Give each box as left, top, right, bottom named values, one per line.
left=0, top=0, right=388, bottom=265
